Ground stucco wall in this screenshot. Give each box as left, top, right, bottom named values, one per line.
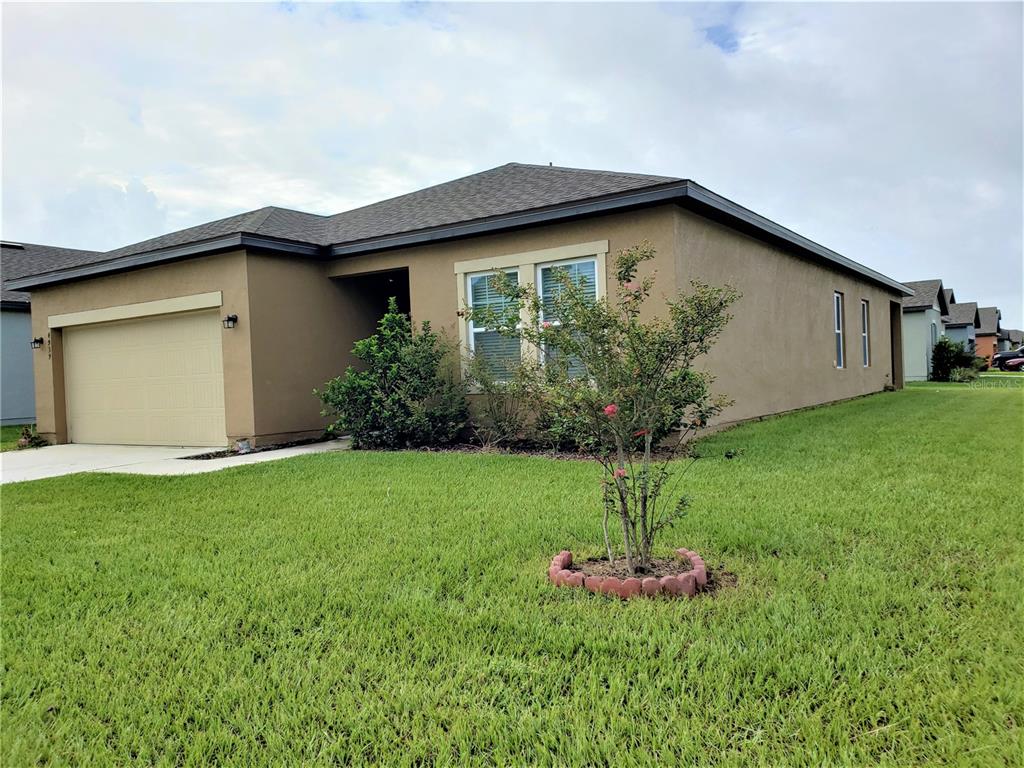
left=1, top=309, right=36, bottom=425
left=28, top=251, right=254, bottom=444
left=671, top=208, right=901, bottom=424
left=326, top=206, right=678, bottom=334
left=902, top=308, right=942, bottom=381
left=245, top=253, right=373, bottom=443
left=23, top=203, right=905, bottom=445
left=328, top=204, right=901, bottom=427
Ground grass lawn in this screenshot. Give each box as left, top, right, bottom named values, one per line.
left=3, top=387, right=1022, bottom=765
left=1, top=424, right=28, bottom=452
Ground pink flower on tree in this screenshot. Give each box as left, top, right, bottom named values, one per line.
left=624, top=281, right=640, bottom=292
left=603, top=403, right=618, bottom=417
left=613, top=468, right=627, bottom=479
left=541, top=321, right=552, bottom=329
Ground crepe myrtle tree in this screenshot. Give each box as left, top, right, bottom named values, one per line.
left=467, top=242, right=739, bottom=575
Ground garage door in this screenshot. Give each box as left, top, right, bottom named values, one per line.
left=64, top=310, right=227, bottom=446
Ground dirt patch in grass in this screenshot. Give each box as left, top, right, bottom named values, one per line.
left=705, top=567, right=739, bottom=595
left=573, top=556, right=693, bottom=580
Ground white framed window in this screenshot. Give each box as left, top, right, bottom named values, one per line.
left=861, top=299, right=870, bottom=367
left=833, top=291, right=845, bottom=369
left=537, top=257, right=599, bottom=377
left=454, top=240, right=609, bottom=382
left=466, top=269, right=520, bottom=379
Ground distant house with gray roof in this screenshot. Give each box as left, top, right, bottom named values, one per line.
left=900, top=279, right=948, bottom=381
left=942, top=299, right=980, bottom=353
left=1, top=241, right=101, bottom=424
left=975, top=306, right=1002, bottom=362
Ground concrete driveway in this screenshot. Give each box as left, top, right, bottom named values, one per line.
left=0, top=440, right=349, bottom=484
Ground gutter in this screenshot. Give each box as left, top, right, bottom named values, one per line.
left=331, top=180, right=911, bottom=295
left=5, top=182, right=912, bottom=296
left=4, top=233, right=321, bottom=291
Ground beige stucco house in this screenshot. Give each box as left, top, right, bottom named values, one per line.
left=5, top=164, right=909, bottom=448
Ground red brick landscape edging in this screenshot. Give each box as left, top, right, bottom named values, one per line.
left=547, top=549, right=708, bottom=599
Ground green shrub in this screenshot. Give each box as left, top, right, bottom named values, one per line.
left=16, top=426, right=48, bottom=449
left=464, top=354, right=542, bottom=448
left=930, top=337, right=973, bottom=382
left=972, top=355, right=990, bottom=372
left=316, top=298, right=467, bottom=449
left=949, top=367, right=978, bottom=383
left=467, top=241, right=738, bottom=574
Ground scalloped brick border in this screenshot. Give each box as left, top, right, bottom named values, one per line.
left=547, top=548, right=708, bottom=599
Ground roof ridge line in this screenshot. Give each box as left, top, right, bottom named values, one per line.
left=244, top=206, right=278, bottom=234
left=512, top=162, right=681, bottom=181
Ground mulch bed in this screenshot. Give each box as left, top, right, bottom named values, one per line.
left=415, top=442, right=682, bottom=462
left=574, top=556, right=692, bottom=580
left=548, top=548, right=719, bottom=599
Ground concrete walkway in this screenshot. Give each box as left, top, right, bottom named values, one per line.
left=0, top=440, right=350, bottom=484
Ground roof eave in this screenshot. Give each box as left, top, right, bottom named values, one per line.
left=330, top=180, right=910, bottom=295
left=329, top=182, right=690, bottom=257
left=6, top=179, right=911, bottom=296
left=3, top=234, right=322, bottom=291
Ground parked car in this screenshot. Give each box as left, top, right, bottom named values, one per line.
left=1001, top=356, right=1024, bottom=372
left=993, top=345, right=1024, bottom=370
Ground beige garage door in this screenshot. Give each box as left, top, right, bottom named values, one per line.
left=64, top=310, right=227, bottom=446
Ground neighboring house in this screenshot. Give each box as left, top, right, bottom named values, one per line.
left=942, top=299, right=980, bottom=354
left=975, top=307, right=1002, bottom=362
left=900, top=279, right=949, bottom=381
left=4, top=163, right=910, bottom=448
left=0, top=241, right=101, bottom=425
left=996, top=328, right=1022, bottom=352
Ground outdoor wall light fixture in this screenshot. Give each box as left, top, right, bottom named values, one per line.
left=30, top=337, right=44, bottom=349
left=222, top=314, right=238, bottom=329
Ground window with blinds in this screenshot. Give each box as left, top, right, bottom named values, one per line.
left=538, top=258, right=598, bottom=377
left=834, top=291, right=845, bottom=369
left=467, top=270, right=520, bottom=379
left=861, top=299, right=870, bottom=367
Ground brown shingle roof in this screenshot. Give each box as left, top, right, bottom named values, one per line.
left=900, top=280, right=946, bottom=312
left=944, top=301, right=979, bottom=328
left=977, top=306, right=1001, bottom=336
left=1, top=241, right=102, bottom=305
left=22, top=164, right=679, bottom=267
left=3, top=162, right=908, bottom=296
left=321, top=163, right=680, bottom=245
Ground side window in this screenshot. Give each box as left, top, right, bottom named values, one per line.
left=833, top=291, right=845, bottom=369
left=537, top=258, right=598, bottom=377
left=861, top=299, right=870, bottom=367
left=467, top=270, right=520, bottom=379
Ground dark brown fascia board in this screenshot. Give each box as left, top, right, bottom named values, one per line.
left=1, top=300, right=31, bottom=311
left=330, top=180, right=911, bottom=296
left=4, top=233, right=321, bottom=291
left=6, top=180, right=911, bottom=296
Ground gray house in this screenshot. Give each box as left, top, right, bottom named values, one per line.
left=1, top=242, right=100, bottom=425
left=900, top=279, right=948, bottom=381
left=942, top=299, right=980, bottom=353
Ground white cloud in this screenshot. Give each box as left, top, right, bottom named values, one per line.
left=2, top=1, right=1021, bottom=325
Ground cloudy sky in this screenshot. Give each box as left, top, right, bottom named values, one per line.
left=3, top=2, right=1021, bottom=326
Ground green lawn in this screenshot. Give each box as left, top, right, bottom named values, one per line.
left=3, top=387, right=1022, bottom=765
left=1, top=424, right=28, bottom=452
